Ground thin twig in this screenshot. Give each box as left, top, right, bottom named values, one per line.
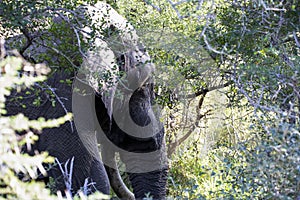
left=260, top=0, right=286, bottom=12
left=173, top=0, right=189, bottom=7
left=45, top=83, right=74, bottom=132
left=197, top=0, right=204, bottom=10
left=142, top=0, right=162, bottom=12
left=55, top=157, right=75, bottom=196
left=166, top=0, right=183, bottom=19
left=53, top=11, right=88, bottom=59
left=202, top=34, right=228, bottom=56
left=293, top=31, right=300, bottom=49
left=168, top=92, right=210, bottom=156
left=0, top=39, right=5, bottom=58
left=34, top=40, right=78, bottom=69
left=179, top=80, right=233, bottom=99
left=19, top=27, right=33, bottom=55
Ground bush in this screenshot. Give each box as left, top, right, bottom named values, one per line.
left=0, top=50, right=60, bottom=199
left=168, top=97, right=300, bottom=199
left=0, top=48, right=108, bottom=199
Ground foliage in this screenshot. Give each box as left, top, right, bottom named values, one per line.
left=245, top=119, right=300, bottom=199
left=0, top=50, right=109, bottom=199
left=169, top=108, right=300, bottom=199
left=0, top=51, right=61, bottom=199
left=113, top=0, right=300, bottom=199
left=1, top=0, right=300, bottom=199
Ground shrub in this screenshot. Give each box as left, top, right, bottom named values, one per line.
left=0, top=47, right=108, bottom=199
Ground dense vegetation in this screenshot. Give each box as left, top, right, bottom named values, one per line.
left=1, top=0, right=299, bottom=199
left=115, top=1, right=300, bottom=198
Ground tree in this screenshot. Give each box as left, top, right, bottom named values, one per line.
left=1, top=0, right=299, bottom=199
left=114, top=0, right=300, bottom=198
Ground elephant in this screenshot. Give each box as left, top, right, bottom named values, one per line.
left=5, top=71, right=110, bottom=195
left=4, top=2, right=168, bottom=199
left=93, top=65, right=168, bottom=199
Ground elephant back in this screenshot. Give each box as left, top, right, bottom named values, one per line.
left=5, top=70, right=110, bottom=195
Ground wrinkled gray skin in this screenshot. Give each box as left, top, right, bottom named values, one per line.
left=6, top=69, right=168, bottom=199
left=95, top=78, right=168, bottom=199
left=5, top=2, right=168, bottom=199
left=5, top=71, right=110, bottom=195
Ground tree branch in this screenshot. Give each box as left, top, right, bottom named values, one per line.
left=166, top=0, right=183, bottom=19
left=34, top=40, right=78, bottom=69
left=19, top=27, right=33, bottom=56
left=0, top=39, right=5, bottom=58
left=142, top=0, right=162, bottom=13
left=180, top=80, right=233, bottom=99
left=293, top=31, right=300, bottom=49
left=167, top=92, right=210, bottom=156
left=44, top=83, right=74, bottom=132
